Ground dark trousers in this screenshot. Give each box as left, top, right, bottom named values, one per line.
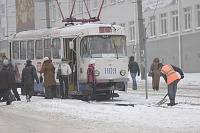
left=168, top=80, right=178, bottom=101
left=59, top=76, right=68, bottom=99
left=45, top=86, right=53, bottom=99
left=12, top=82, right=20, bottom=99
left=90, top=83, right=96, bottom=100
left=0, top=90, right=10, bottom=102
left=24, top=85, right=35, bottom=99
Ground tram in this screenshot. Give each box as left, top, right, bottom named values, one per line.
left=10, top=23, right=129, bottom=99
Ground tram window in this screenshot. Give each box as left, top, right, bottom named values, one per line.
left=27, top=40, right=34, bottom=60
left=52, top=38, right=61, bottom=59
left=44, top=39, right=51, bottom=59
left=67, top=41, right=73, bottom=60
left=35, top=40, right=43, bottom=59
left=13, top=41, right=19, bottom=59
left=20, top=41, right=26, bottom=60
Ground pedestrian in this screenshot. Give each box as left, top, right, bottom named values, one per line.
left=56, top=57, right=72, bottom=99
left=158, top=63, right=184, bottom=106
left=87, top=60, right=98, bottom=101
left=150, top=58, right=160, bottom=91
left=128, top=56, right=140, bottom=90
left=39, top=57, right=56, bottom=99
left=0, top=60, right=12, bottom=105
left=21, top=60, right=39, bottom=102
left=1, top=58, right=21, bottom=101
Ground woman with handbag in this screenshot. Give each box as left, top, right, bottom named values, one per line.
left=150, top=58, right=160, bottom=91
left=56, top=57, right=72, bottom=99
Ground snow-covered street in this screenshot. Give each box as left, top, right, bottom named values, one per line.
left=0, top=73, right=200, bottom=133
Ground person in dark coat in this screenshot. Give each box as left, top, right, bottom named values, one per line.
left=22, top=60, right=39, bottom=102
left=39, top=57, right=56, bottom=99
left=158, top=63, right=184, bottom=106
left=150, top=58, right=160, bottom=91
left=128, top=56, right=140, bottom=90
left=87, top=60, right=98, bottom=101
left=1, top=57, right=21, bottom=101
left=0, top=60, right=12, bottom=105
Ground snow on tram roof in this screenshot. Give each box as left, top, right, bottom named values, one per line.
left=11, top=23, right=124, bottom=40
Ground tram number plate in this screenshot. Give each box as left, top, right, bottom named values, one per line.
left=104, top=68, right=116, bottom=74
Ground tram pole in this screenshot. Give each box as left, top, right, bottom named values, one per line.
left=137, top=0, right=148, bottom=99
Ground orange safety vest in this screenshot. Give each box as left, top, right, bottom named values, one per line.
left=161, top=64, right=180, bottom=85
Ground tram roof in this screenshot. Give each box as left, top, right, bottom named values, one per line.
left=11, top=23, right=125, bottom=40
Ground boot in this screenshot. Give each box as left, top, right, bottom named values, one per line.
left=167, top=100, right=175, bottom=106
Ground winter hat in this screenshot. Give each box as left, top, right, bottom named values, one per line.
left=89, top=60, right=95, bottom=64
left=43, top=57, right=49, bottom=62
left=61, top=57, right=67, bottom=61
left=3, top=60, right=9, bottom=66
left=26, top=59, right=32, bottom=63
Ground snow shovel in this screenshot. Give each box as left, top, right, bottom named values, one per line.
left=157, top=94, right=168, bottom=106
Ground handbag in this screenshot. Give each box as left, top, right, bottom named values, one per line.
left=148, top=70, right=154, bottom=77
left=56, top=64, right=61, bottom=79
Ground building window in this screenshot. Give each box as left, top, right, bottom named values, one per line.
left=183, top=7, right=191, bottom=30
left=160, top=13, right=167, bottom=35
left=171, top=10, right=178, bottom=32
left=103, top=0, right=107, bottom=7
left=110, top=0, right=116, bottom=5
left=93, top=0, right=98, bottom=9
left=196, top=5, right=200, bottom=28
left=198, top=53, right=200, bottom=60
left=52, top=4, right=56, bottom=21
left=78, top=0, right=83, bottom=13
left=119, top=23, right=126, bottom=31
left=149, top=16, right=156, bottom=37
left=0, top=4, right=5, bottom=16
left=118, top=0, right=125, bottom=3
left=129, top=21, right=135, bottom=41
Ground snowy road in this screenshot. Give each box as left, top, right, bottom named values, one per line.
left=1, top=73, right=200, bottom=133
left=1, top=86, right=200, bottom=133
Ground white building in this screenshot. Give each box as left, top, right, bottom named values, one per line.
left=0, top=0, right=200, bottom=72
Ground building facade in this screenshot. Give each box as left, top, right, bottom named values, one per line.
left=0, top=0, right=200, bottom=72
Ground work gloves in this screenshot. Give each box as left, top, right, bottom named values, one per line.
left=181, top=75, right=184, bottom=79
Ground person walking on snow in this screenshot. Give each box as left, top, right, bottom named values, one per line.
left=22, top=60, right=39, bottom=102
left=128, top=56, right=140, bottom=90
left=158, top=63, right=184, bottom=106
left=0, top=60, right=12, bottom=105
left=56, top=57, right=72, bottom=99
left=150, top=58, right=160, bottom=91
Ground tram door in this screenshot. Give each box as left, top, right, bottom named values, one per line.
left=64, top=38, right=75, bottom=91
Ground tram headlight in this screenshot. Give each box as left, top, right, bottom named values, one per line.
left=120, top=70, right=126, bottom=76
left=95, top=70, right=100, bottom=76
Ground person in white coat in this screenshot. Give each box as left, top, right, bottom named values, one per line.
left=56, top=57, right=72, bottom=99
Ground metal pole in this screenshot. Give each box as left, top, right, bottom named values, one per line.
left=144, top=28, right=148, bottom=99
left=6, top=0, right=9, bottom=57
left=137, top=0, right=148, bottom=99
left=178, top=0, right=182, bottom=69
left=45, top=0, right=51, bottom=28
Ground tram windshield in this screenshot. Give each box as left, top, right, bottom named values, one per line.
left=81, top=35, right=126, bottom=58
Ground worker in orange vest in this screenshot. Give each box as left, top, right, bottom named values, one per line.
left=158, top=63, right=184, bottom=106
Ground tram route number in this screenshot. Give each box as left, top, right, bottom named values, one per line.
left=104, top=68, right=116, bottom=74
